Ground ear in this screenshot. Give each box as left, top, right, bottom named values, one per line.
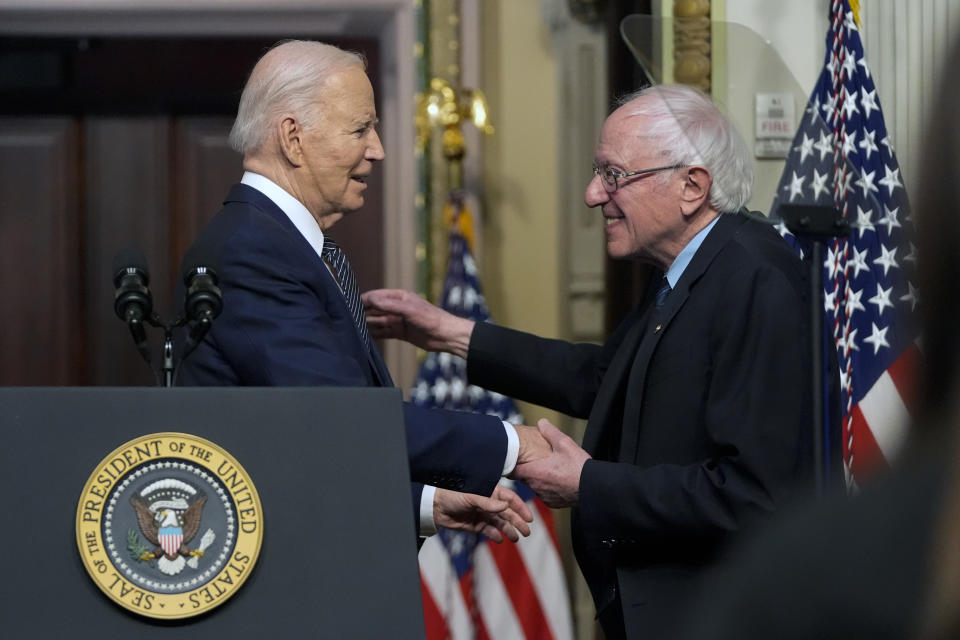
left=277, top=115, right=305, bottom=167
left=679, top=166, right=712, bottom=216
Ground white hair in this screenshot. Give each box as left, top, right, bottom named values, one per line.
left=229, top=40, right=366, bottom=155
left=617, top=85, right=753, bottom=212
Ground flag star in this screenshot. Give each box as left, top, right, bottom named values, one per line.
left=432, top=378, right=449, bottom=403
left=795, top=133, right=815, bottom=164
left=880, top=135, right=893, bottom=154
left=868, top=283, right=895, bottom=315
left=774, top=220, right=792, bottom=239
left=811, top=168, right=830, bottom=200
left=844, top=285, right=866, bottom=316
left=822, top=92, right=838, bottom=123
left=858, top=128, right=879, bottom=160
left=863, top=322, right=890, bottom=355
left=438, top=351, right=453, bottom=372
left=844, top=327, right=860, bottom=355
left=824, top=288, right=838, bottom=313
left=463, top=287, right=478, bottom=310
left=807, top=95, right=822, bottom=125
left=855, top=169, right=879, bottom=198
left=814, top=130, right=835, bottom=161
left=825, top=54, right=838, bottom=78
left=841, top=47, right=858, bottom=79
left=784, top=171, right=806, bottom=201
left=873, top=244, right=899, bottom=276
left=860, top=87, right=880, bottom=120
left=463, top=253, right=477, bottom=276
left=824, top=244, right=841, bottom=280
left=857, top=55, right=872, bottom=79
left=878, top=164, right=903, bottom=196
left=844, top=10, right=859, bottom=36
left=839, top=366, right=851, bottom=392
left=848, top=246, right=870, bottom=279
left=879, top=205, right=902, bottom=235
left=841, top=129, right=858, bottom=158
left=447, top=285, right=462, bottom=308
left=450, top=377, right=465, bottom=402
left=841, top=86, right=860, bottom=119
left=900, top=282, right=919, bottom=311
left=903, top=242, right=918, bottom=264
left=855, top=205, right=875, bottom=238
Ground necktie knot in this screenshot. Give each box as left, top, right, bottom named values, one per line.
left=655, top=277, right=671, bottom=308
left=322, top=237, right=370, bottom=348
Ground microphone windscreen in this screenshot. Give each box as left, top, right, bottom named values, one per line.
left=181, top=246, right=221, bottom=284
left=112, top=247, right=150, bottom=285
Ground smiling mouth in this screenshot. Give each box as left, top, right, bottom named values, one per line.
left=350, top=176, right=367, bottom=184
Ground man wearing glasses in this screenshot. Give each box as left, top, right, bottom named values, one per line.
left=364, top=84, right=812, bottom=639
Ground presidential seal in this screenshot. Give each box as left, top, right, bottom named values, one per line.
left=76, top=433, right=263, bottom=619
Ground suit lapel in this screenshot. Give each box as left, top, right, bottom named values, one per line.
left=581, top=297, right=654, bottom=455
left=224, top=184, right=391, bottom=386
left=615, top=213, right=747, bottom=460
left=582, top=214, right=748, bottom=461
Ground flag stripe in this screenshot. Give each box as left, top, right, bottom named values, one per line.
left=474, top=544, right=527, bottom=640
left=887, top=342, right=920, bottom=415
left=857, top=370, right=911, bottom=463
left=534, top=499, right=561, bottom=551
left=420, top=570, right=451, bottom=640
left=484, top=536, right=554, bottom=640
left=846, top=405, right=891, bottom=480
left=514, top=508, right=574, bottom=640
left=420, top=536, right=473, bottom=638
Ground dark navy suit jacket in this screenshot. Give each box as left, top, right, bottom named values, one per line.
left=467, top=213, right=813, bottom=638
left=177, top=184, right=507, bottom=527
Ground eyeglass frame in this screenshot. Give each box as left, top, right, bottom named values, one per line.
left=592, top=162, right=689, bottom=192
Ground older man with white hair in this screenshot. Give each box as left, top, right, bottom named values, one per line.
left=178, top=40, right=552, bottom=546
left=364, top=84, right=814, bottom=638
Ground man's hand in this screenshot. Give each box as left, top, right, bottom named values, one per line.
left=512, top=419, right=591, bottom=508
left=362, top=289, right=474, bottom=358
left=515, top=424, right=553, bottom=465
left=433, top=484, right=534, bottom=543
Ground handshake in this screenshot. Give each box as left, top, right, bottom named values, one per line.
left=362, top=288, right=591, bottom=541
left=434, top=418, right=591, bottom=543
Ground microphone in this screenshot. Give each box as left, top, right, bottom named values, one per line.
left=182, top=248, right=223, bottom=324
left=112, top=248, right=153, bottom=357
left=179, top=248, right=223, bottom=360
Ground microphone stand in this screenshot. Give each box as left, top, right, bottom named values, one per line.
left=778, top=204, right=850, bottom=498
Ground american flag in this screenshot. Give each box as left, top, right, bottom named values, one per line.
left=772, top=0, right=918, bottom=489
left=415, top=202, right=573, bottom=640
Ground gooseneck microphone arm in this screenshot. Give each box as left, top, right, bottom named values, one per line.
left=112, top=247, right=223, bottom=387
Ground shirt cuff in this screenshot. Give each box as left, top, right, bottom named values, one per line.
left=502, top=421, right=519, bottom=476
left=419, top=484, right=438, bottom=537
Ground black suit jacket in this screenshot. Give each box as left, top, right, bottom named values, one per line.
left=177, top=184, right=508, bottom=531
left=468, top=213, right=812, bottom=637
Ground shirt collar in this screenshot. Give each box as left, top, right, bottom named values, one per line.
left=240, top=171, right=325, bottom=258
left=664, top=215, right=720, bottom=288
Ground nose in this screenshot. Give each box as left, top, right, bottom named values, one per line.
left=367, top=129, right=385, bottom=161
left=585, top=173, right=609, bottom=208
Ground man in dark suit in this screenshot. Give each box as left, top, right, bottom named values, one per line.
left=364, top=84, right=812, bottom=638
left=177, top=40, right=550, bottom=544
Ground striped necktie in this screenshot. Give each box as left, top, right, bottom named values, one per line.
left=321, top=237, right=370, bottom=348
left=655, top=276, right=671, bottom=308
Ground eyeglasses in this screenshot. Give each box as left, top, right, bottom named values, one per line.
left=592, top=163, right=688, bottom=192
